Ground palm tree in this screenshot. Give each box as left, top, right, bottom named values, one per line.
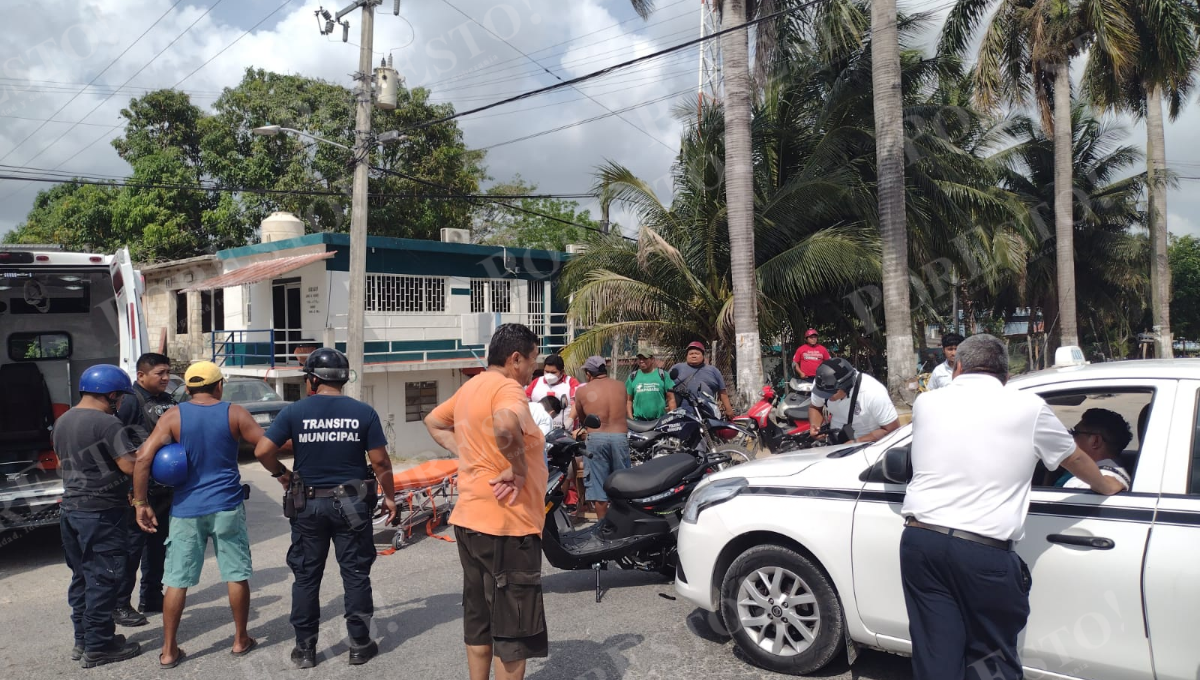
left=870, top=0, right=916, bottom=401
left=1084, top=0, right=1199, bottom=358
left=986, top=106, right=1149, bottom=362
left=940, top=0, right=1137, bottom=349
left=629, top=0, right=763, bottom=406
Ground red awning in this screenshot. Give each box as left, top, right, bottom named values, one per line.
left=182, top=251, right=334, bottom=292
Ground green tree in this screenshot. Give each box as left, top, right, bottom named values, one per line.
left=472, top=177, right=597, bottom=251
left=1084, top=0, right=1200, bottom=357
left=3, top=182, right=118, bottom=250
left=941, top=0, right=1138, bottom=349
left=1170, top=235, right=1200, bottom=342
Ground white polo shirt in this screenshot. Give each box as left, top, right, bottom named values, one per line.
left=810, top=372, right=898, bottom=439
left=928, top=361, right=954, bottom=390
left=901, top=373, right=1076, bottom=542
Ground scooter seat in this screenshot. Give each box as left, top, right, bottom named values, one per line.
left=783, top=407, right=809, bottom=420
left=626, top=418, right=661, bottom=433
left=605, top=452, right=698, bottom=500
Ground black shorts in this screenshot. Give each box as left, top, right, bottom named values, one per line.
left=454, top=526, right=548, bottom=662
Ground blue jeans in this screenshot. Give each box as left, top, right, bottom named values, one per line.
left=61, top=508, right=128, bottom=652
left=286, top=495, right=377, bottom=646
left=584, top=433, right=631, bottom=503
left=900, top=526, right=1032, bottom=680
left=117, top=504, right=169, bottom=607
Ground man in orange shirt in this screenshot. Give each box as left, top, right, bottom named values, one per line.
left=424, top=324, right=548, bottom=680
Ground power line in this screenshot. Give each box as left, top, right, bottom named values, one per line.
left=438, top=0, right=677, bottom=151
left=12, top=0, right=226, bottom=173
left=402, top=0, right=823, bottom=135
left=480, top=87, right=693, bottom=150
left=0, top=0, right=187, bottom=165
left=174, top=0, right=295, bottom=87
left=419, top=0, right=693, bottom=91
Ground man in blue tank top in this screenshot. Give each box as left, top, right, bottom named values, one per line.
left=254, top=347, right=396, bottom=669
left=131, top=361, right=268, bottom=669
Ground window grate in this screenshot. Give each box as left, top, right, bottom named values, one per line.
left=470, top=279, right=512, bottom=314
left=405, top=380, right=438, bottom=422
left=365, top=274, right=446, bottom=313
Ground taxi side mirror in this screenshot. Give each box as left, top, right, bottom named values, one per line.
left=882, top=444, right=913, bottom=484
left=583, top=414, right=601, bottom=429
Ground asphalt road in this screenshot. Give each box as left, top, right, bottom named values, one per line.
left=0, top=462, right=912, bottom=680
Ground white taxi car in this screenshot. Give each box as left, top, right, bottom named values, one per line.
left=675, top=359, right=1200, bottom=679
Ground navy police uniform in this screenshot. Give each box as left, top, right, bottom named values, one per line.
left=264, top=395, right=387, bottom=650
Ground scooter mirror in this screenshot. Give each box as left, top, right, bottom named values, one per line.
left=583, top=414, right=601, bottom=429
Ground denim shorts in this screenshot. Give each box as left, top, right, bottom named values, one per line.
left=163, top=503, right=253, bottom=588
left=584, top=432, right=631, bottom=502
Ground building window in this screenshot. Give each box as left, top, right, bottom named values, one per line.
left=201, top=289, right=224, bottom=333
left=175, top=291, right=188, bottom=334
left=365, top=274, right=446, bottom=313
left=405, top=381, right=438, bottom=422
left=470, top=279, right=512, bottom=314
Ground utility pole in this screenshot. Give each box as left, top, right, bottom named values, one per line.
left=317, top=0, right=394, bottom=399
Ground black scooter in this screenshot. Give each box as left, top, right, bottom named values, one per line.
left=541, top=415, right=730, bottom=602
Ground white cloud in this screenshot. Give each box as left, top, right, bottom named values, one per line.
left=1169, top=212, right=1200, bottom=238
left=0, top=0, right=696, bottom=238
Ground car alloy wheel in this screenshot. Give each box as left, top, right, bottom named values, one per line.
left=735, top=566, right=819, bottom=657
left=720, top=544, right=843, bottom=675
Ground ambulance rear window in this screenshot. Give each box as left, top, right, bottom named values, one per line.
left=8, top=332, right=71, bottom=361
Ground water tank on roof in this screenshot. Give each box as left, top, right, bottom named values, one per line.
left=260, top=211, right=304, bottom=243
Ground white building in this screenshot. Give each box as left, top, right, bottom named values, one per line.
left=176, top=216, right=571, bottom=458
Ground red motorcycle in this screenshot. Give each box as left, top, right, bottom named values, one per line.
left=734, top=380, right=819, bottom=454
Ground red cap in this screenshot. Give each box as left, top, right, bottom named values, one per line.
left=686, top=341, right=706, bottom=352
left=805, top=328, right=819, bottom=337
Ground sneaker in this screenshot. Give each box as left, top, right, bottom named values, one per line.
left=290, top=645, right=317, bottom=669
left=139, top=599, right=163, bottom=614
left=348, top=640, right=378, bottom=666
left=72, top=635, right=125, bottom=661
left=80, top=640, right=141, bottom=668
left=113, top=605, right=148, bottom=627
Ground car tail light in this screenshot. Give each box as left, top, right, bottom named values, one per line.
left=35, top=255, right=49, bottom=262
left=37, top=451, right=59, bottom=471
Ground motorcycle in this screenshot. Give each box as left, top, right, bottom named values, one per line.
left=626, top=375, right=752, bottom=467
left=542, top=415, right=731, bottom=602
left=734, top=379, right=819, bottom=454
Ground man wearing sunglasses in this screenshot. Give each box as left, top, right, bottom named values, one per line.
left=1058, top=408, right=1133, bottom=490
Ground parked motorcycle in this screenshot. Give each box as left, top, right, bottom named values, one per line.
left=734, top=379, right=819, bottom=454
left=626, top=374, right=752, bottom=466
left=542, top=415, right=731, bottom=601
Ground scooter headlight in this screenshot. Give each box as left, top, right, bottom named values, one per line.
left=683, top=477, right=748, bottom=524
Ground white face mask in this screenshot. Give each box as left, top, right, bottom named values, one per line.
left=543, top=373, right=561, bottom=386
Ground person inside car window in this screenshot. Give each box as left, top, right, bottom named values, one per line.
left=1058, top=408, right=1133, bottom=491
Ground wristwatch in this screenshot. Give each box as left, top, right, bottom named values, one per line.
left=272, top=467, right=289, bottom=478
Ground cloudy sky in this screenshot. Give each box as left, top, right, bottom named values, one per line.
left=1, top=0, right=1199, bottom=241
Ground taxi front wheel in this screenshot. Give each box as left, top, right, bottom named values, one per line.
left=719, top=544, right=844, bottom=675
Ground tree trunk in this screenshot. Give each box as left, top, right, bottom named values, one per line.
left=721, top=0, right=764, bottom=407
left=1146, top=82, right=1174, bottom=358
left=1052, top=63, right=1079, bottom=347
left=871, top=0, right=915, bottom=403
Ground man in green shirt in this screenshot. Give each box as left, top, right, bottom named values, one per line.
left=626, top=352, right=676, bottom=421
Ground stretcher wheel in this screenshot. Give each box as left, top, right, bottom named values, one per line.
left=392, top=532, right=407, bottom=550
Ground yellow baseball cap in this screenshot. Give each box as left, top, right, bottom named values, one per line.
left=184, top=361, right=223, bottom=387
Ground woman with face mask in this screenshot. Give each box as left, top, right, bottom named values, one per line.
left=525, top=354, right=580, bottom=428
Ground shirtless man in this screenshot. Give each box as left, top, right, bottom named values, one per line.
left=571, top=356, right=629, bottom=519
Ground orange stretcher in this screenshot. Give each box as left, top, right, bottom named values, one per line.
left=372, top=459, right=459, bottom=553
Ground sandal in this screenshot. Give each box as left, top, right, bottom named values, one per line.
left=231, top=638, right=258, bottom=657
left=159, top=649, right=186, bottom=669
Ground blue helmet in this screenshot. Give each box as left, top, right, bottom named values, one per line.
left=79, top=365, right=135, bottom=396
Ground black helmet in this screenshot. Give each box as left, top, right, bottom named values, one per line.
left=813, top=358, right=857, bottom=400
left=303, top=347, right=350, bottom=382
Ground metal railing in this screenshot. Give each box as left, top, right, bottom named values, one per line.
left=212, top=312, right=574, bottom=369
left=211, top=329, right=320, bottom=368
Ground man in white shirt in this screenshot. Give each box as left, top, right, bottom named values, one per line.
left=808, top=358, right=900, bottom=444
left=927, top=332, right=963, bottom=390
left=528, top=395, right=561, bottom=437
left=900, top=334, right=1125, bottom=680
left=1058, top=408, right=1134, bottom=490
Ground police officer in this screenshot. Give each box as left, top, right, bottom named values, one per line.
left=901, top=335, right=1125, bottom=679
left=253, top=348, right=397, bottom=669
left=808, top=358, right=900, bottom=443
